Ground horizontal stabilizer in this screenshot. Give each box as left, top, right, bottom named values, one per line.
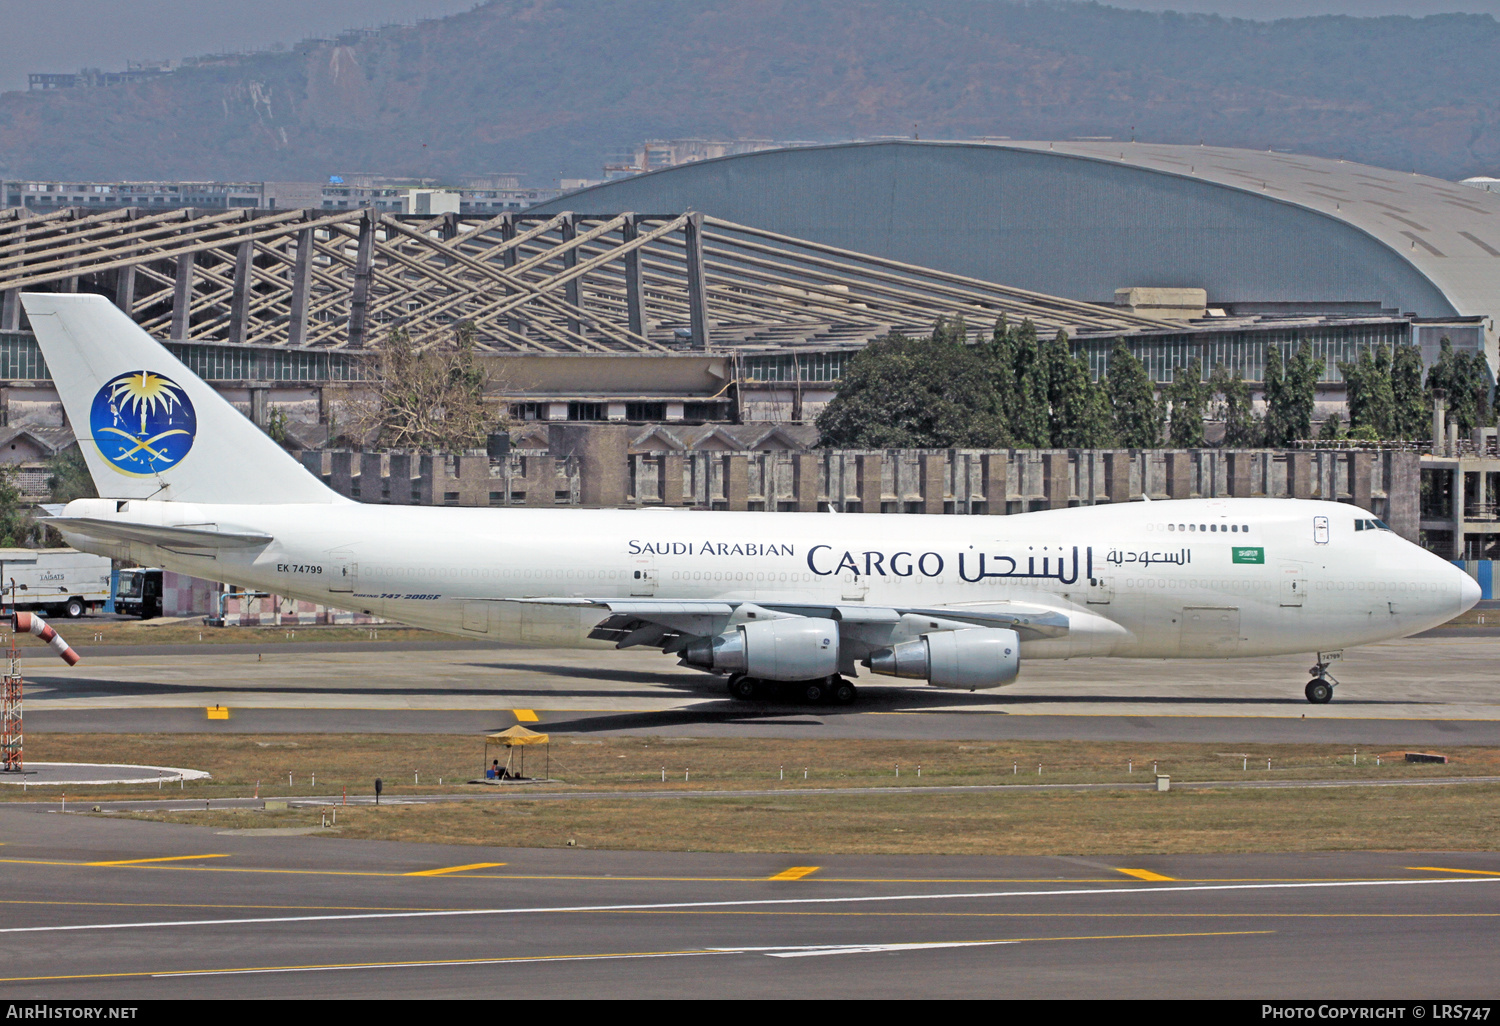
left=43, top=517, right=273, bottom=552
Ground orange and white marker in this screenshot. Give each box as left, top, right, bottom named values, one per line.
left=14, top=612, right=81, bottom=665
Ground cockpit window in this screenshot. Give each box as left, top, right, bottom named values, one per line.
left=1353, top=519, right=1391, bottom=532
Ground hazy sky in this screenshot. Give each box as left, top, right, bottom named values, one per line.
left=0, top=0, right=1494, bottom=94
left=0, top=1, right=481, bottom=93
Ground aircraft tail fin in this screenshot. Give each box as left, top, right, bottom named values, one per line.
left=21, top=292, right=343, bottom=504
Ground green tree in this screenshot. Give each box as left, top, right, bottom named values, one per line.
left=1009, top=319, right=1050, bottom=448
left=1105, top=340, right=1162, bottom=448
left=979, top=315, right=1021, bottom=444
left=1263, top=342, right=1324, bottom=444
left=360, top=321, right=499, bottom=452
left=1078, top=373, right=1118, bottom=448
left=1339, top=345, right=1396, bottom=439
left=1425, top=338, right=1493, bottom=436
left=1048, top=331, right=1115, bottom=448
left=1475, top=351, right=1495, bottom=429
left=1285, top=343, right=1326, bottom=441
left=1163, top=357, right=1210, bottom=447
left=815, top=331, right=1003, bottom=448
left=1261, top=344, right=1288, bottom=445
left=1391, top=341, right=1428, bottom=440
left=45, top=444, right=97, bottom=504
left=930, top=313, right=967, bottom=345
left=1209, top=364, right=1259, bottom=447
left=0, top=465, right=37, bottom=547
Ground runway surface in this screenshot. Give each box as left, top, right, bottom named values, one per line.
left=0, top=810, right=1495, bottom=998
left=19, top=632, right=1500, bottom=743
left=6, top=774, right=1500, bottom=814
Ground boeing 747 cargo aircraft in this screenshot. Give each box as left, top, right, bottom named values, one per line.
left=21, top=294, right=1480, bottom=705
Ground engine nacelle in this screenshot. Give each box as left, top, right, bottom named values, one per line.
left=682, top=616, right=840, bottom=681
left=866, top=628, right=1020, bottom=689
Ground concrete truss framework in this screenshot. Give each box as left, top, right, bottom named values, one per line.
left=0, top=205, right=1163, bottom=353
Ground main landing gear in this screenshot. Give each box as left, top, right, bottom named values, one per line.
left=1304, top=657, right=1341, bottom=704
left=727, top=674, right=858, bottom=705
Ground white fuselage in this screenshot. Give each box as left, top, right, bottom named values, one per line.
left=58, top=494, right=1475, bottom=672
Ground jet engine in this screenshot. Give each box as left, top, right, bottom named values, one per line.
left=866, top=628, right=1020, bottom=689
left=682, top=617, right=840, bottom=681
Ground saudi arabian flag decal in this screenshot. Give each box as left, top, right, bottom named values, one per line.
left=1231, top=547, right=1265, bottom=564
left=89, top=371, right=197, bottom=477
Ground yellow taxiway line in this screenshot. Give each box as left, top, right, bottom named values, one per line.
left=1407, top=866, right=1500, bottom=876
left=404, top=862, right=507, bottom=877
left=85, top=854, right=230, bottom=867
left=3, top=855, right=1492, bottom=887
left=1115, top=868, right=1177, bottom=882
left=767, top=866, right=820, bottom=881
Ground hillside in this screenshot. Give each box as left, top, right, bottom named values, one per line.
left=1, top=0, right=1498, bottom=184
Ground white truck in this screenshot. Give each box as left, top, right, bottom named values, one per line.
left=0, top=548, right=112, bottom=618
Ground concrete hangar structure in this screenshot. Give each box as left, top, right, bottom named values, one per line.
left=533, top=140, right=1492, bottom=423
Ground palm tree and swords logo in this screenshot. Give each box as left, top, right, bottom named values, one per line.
left=89, top=371, right=197, bottom=475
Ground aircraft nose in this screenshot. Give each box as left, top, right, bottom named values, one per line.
left=1458, top=569, right=1482, bottom=612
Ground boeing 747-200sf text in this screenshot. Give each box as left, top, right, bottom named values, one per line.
left=21, top=294, right=1481, bottom=705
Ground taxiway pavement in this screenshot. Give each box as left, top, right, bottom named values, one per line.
left=18, top=633, right=1500, bottom=743
left=0, top=809, right=1494, bottom=998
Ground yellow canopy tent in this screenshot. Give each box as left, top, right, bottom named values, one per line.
left=483, top=725, right=551, bottom=781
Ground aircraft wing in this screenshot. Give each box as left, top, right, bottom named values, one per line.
left=42, top=517, right=273, bottom=553
left=502, top=596, right=1071, bottom=651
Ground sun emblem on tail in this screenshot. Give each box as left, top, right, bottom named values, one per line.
left=89, top=371, right=197, bottom=476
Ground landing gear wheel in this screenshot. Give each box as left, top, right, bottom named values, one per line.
left=831, top=679, right=857, bottom=705
left=1305, top=678, right=1333, bottom=704
left=801, top=681, right=826, bottom=704
left=728, top=675, right=759, bottom=701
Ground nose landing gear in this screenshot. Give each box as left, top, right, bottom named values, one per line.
left=1304, top=657, right=1340, bottom=704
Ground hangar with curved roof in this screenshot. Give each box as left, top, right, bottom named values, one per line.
left=534, top=140, right=1500, bottom=367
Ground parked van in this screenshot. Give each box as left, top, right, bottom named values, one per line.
left=0, top=548, right=113, bottom=618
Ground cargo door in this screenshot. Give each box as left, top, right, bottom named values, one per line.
left=327, top=550, right=356, bottom=594
left=462, top=601, right=490, bottom=633
left=840, top=572, right=868, bottom=602
left=1280, top=573, right=1307, bottom=607
left=630, top=554, right=657, bottom=596
left=1181, top=606, right=1241, bottom=656
left=1086, top=575, right=1114, bottom=605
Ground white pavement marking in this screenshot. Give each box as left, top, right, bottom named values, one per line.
left=735, top=940, right=1021, bottom=958
left=2, top=875, right=1496, bottom=936
left=0, top=763, right=211, bottom=786
left=154, top=941, right=1020, bottom=977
